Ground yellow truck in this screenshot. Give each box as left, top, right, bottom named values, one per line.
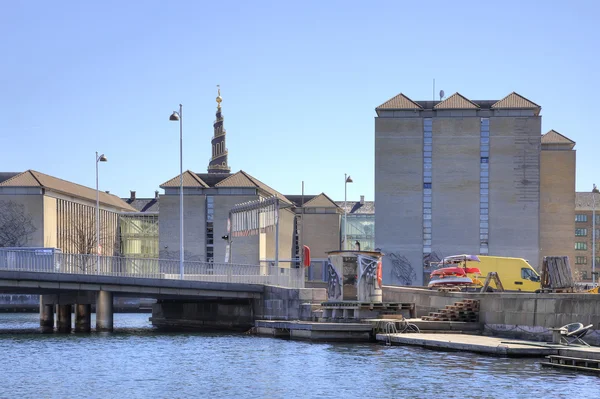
left=469, top=255, right=541, bottom=292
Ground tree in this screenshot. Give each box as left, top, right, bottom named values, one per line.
left=0, top=201, right=37, bottom=247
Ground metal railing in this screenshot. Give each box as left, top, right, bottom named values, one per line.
left=0, top=249, right=305, bottom=289
left=260, top=258, right=329, bottom=282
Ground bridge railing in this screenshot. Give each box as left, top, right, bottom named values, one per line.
left=0, top=249, right=305, bottom=289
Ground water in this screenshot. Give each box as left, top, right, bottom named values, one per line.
left=0, top=313, right=596, bottom=399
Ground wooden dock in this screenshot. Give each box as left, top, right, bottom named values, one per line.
left=376, top=333, right=557, bottom=356
left=541, top=355, right=600, bottom=374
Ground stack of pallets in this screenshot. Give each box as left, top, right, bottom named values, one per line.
left=421, top=299, right=479, bottom=322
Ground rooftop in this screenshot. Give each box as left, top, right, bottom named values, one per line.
left=0, top=170, right=136, bottom=211
left=376, top=91, right=541, bottom=115
left=576, top=192, right=600, bottom=210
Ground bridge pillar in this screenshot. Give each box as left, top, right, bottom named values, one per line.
left=39, top=297, right=54, bottom=333
left=57, top=305, right=72, bottom=333
left=75, top=304, right=91, bottom=332
left=96, top=291, right=113, bottom=332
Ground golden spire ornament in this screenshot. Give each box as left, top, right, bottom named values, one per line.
left=216, top=85, right=222, bottom=109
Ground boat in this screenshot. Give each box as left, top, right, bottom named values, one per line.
left=428, top=275, right=475, bottom=288
left=427, top=254, right=482, bottom=288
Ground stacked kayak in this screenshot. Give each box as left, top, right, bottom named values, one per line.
left=427, top=255, right=481, bottom=288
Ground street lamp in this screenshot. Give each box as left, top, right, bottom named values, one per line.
left=95, top=152, right=107, bottom=274
left=592, top=183, right=599, bottom=286
left=344, top=174, right=353, bottom=250
left=169, top=104, right=184, bottom=280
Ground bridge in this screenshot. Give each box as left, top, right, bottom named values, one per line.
left=0, top=249, right=312, bottom=332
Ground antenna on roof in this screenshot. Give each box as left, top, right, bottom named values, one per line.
left=439, top=90, right=445, bottom=101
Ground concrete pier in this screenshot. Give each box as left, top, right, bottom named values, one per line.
left=39, top=298, right=54, bottom=333
left=57, top=305, right=72, bottom=333
left=75, top=304, right=91, bottom=332
left=96, top=291, right=113, bottom=332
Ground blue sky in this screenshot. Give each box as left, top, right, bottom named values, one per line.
left=1, top=0, right=598, bottom=200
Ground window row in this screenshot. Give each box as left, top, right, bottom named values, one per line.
left=575, top=242, right=588, bottom=250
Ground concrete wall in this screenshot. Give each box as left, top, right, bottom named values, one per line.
left=43, top=196, right=57, bottom=248
left=375, top=117, right=424, bottom=286
left=264, top=208, right=295, bottom=265
left=540, top=150, right=576, bottom=271
left=0, top=193, right=44, bottom=247
left=301, top=212, right=341, bottom=259
left=431, top=117, right=480, bottom=258
left=489, top=116, right=541, bottom=267
left=159, top=193, right=206, bottom=261
left=383, top=286, right=600, bottom=345
left=214, top=194, right=258, bottom=265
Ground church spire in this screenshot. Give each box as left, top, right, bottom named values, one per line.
left=208, top=85, right=230, bottom=173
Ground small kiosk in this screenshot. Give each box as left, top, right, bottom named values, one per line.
left=320, top=250, right=415, bottom=321
left=325, top=250, right=383, bottom=303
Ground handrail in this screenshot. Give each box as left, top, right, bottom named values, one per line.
left=0, top=249, right=305, bottom=289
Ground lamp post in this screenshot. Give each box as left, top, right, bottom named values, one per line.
left=169, top=104, right=184, bottom=280
left=593, top=184, right=599, bottom=286
left=344, top=174, right=353, bottom=250
left=95, top=152, right=107, bottom=274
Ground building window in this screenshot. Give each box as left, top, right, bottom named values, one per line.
left=480, top=118, right=490, bottom=253
left=206, top=196, right=214, bottom=262
left=582, top=270, right=588, bottom=280
left=575, top=242, right=588, bottom=250
left=575, top=256, right=587, bottom=265
left=576, top=214, right=588, bottom=222
left=575, top=228, right=588, bottom=236
left=423, top=117, right=432, bottom=254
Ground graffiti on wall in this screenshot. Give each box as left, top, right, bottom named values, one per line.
left=423, top=251, right=444, bottom=271
left=387, top=253, right=417, bottom=286
left=326, top=262, right=341, bottom=300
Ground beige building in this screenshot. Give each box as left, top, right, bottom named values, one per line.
left=158, top=170, right=296, bottom=266
left=574, top=192, right=600, bottom=282
left=0, top=170, right=136, bottom=255
left=287, top=193, right=343, bottom=261
left=540, top=130, right=576, bottom=268
left=375, top=91, right=577, bottom=286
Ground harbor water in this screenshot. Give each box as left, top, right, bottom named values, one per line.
left=0, top=313, right=596, bottom=398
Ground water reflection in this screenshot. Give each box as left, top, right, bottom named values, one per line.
left=0, top=313, right=596, bottom=398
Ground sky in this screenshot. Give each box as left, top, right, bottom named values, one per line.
left=1, top=0, right=599, bottom=201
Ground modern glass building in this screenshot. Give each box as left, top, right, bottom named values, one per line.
left=119, top=213, right=159, bottom=258
left=337, top=197, right=375, bottom=251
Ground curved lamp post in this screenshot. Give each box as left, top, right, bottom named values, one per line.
left=344, top=174, right=353, bottom=250
left=169, top=105, right=184, bottom=280
left=95, top=152, right=107, bottom=274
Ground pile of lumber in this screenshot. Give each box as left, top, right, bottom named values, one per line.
left=421, top=299, right=479, bottom=322
left=541, top=256, right=574, bottom=291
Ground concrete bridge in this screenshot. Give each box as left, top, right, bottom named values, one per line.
left=0, top=249, right=318, bottom=332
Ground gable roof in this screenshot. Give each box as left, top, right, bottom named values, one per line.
left=335, top=200, right=375, bottom=214
left=434, top=92, right=479, bottom=109
left=0, top=170, right=136, bottom=211
left=124, top=197, right=159, bottom=213
left=285, top=194, right=318, bottom=207
left=0, top=172, right=20, bottom=184
left=492, top=92, right=540, bottom=109
left=216, top=170, right=292, bottom=204
left=541, top=129, right=575, bottom=145
left=160, top=170, right=209, bottom=188
left=302, top=193, right=339, bottom=208
left=376, top=93, right=423, bottom=110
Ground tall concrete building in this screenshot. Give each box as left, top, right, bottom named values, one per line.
left=540, top=130, right=576, bottom=269
left=375, top=92, right=546, bottom=286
